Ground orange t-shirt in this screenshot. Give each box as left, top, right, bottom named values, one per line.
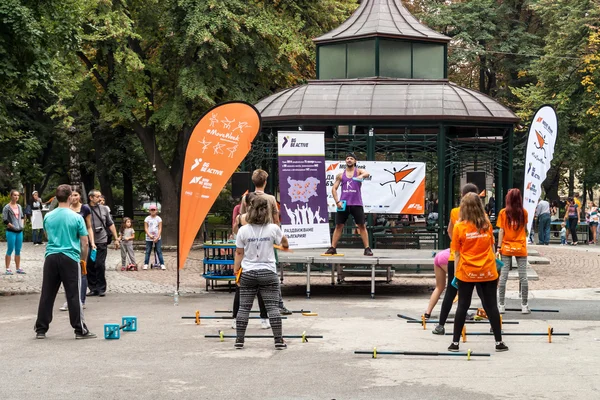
left=452, top=221, right=498, bottom=282
left=496, top=208, right=528, bottom=257
left=448, top=207, right=460, bottom=262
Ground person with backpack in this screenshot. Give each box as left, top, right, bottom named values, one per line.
left=87, top=189, right=120, bottom=297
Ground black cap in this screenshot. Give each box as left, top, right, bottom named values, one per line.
left=346, top=152, right=357, bottom=160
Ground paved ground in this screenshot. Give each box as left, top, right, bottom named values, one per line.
left=0, top=293, right=598, bottom=400
left=0, top=242, right=598, bottom=296
left=1, top=242, right=599, bottom=399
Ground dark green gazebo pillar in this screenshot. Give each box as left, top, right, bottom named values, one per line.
left=437, top=124, right=447, bottom=249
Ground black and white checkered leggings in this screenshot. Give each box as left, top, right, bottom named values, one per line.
left=236, top=269, right=282, bottom=340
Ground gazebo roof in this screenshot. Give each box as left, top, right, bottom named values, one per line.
left=314, top=0, right=451, bottom=45
left=255, top=79, right=519, bottom=125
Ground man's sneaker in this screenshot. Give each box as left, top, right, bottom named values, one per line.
left=521, top=304, right=531, bottom=314
left=75, top=331, right=97, bottom=340
left=98, top=292, right=106, bottom=297
left=234, top=338, right=244, bottom=349
left=16, top=269, right=26, bottom=274
left=4, top=269, right=13, bottom=275
left=495, top=341, right=509, bottom=352
left=364, top=247, right=373, bottom=256
left=498, top=304, right=506, bottom=314
left=448, top=342, right=460, bottom=352
left=59, top=302, right=68, bottom=311
left=87, top=291, right=99, bottom=296
left=231, top=318, right=236, bottom=330
left=324, top=247, right=337, bottom=255
left=160, top=264, right=166, bottom=270
left=260, top=318, right=271, bottom=329
left=432, top=324, right=445, bottom=335
left=275, top=338, right=287, bottom=350
left=280, top=307, right=292, bottom=316
left=143, top=264, right=149, bottom=270
left=36, top=332, right=46, bottom=339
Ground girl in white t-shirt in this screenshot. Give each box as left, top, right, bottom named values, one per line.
left=143, top=206, right=165, bottom=270
left=234, top=196, right=289, bottom=350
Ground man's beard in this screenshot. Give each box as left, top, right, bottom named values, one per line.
left=346, top=162, right=355, bottom=168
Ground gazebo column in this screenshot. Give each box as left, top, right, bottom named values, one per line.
left=367, top=127, right=375, bottom=247
left=437, top=124, right=447, bottom=249
left=507, top=126, right=514, bottom=192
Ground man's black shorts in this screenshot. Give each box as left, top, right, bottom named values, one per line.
left=335, top=205, right=366, bottom=225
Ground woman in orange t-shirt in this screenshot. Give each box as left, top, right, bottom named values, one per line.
left=450, top=193, right=507, bottom=352
left=496, top=188, right=530, bottom=314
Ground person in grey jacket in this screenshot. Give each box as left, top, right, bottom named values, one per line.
left=86, top=189, right=120, bottom=297
left=3, top=190, right=26, bottom=274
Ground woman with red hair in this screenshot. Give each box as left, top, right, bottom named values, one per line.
left=496, top=188, right=530, bottom=314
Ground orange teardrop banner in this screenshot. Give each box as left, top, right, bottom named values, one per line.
left=178, top=102, right=261, bottom=270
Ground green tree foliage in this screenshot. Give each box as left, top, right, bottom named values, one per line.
left=45, top=0, right=357, bottom=243
left=511, top=0, right=600, bottom=199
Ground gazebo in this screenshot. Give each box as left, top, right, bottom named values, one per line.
left=251, top=0, right=520, bottom=248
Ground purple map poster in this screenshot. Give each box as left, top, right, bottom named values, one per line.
left=277, top=132, right=331, bottom=249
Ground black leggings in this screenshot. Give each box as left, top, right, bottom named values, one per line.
left=233, top=286, right=268, bottom=319
left=453, top=279, right=502, bottom=343
left=568, top=217, right=578, bottom=243
left=438, top=261, right=488, bottom=326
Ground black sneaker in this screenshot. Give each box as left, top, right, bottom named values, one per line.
left=495, top=342, right=509, bottom=352
left=234, top=338, right=244, bottom=349
left=36, top=332, right=46, bottom=339
left=98, top=292, right=106, bottom=297
left=324, top=247, right=337, bottom=255
left=275, top=338, right=287, bottom=350
left=87, top=291, right=99, bottom=297
left=364, top=247, right=373, bottom=256
left=432, top=324, right=445, bottom=335
left=280, top=307, right=292, bottom=316
left=448, top=342, right=460, bottom=352
left=75, top=331, right=97, bottom=340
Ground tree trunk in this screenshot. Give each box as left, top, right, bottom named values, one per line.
left=132, top=123, right=179, bottom=245
left=542, top=165, right=560, bottom=201
left=568, top=169, right=575, bottom=197
left=123, top=162, right=134, bottom=218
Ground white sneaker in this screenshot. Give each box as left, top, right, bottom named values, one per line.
left=83, top=304, right=86, bottom=309
left=498, top=304, right=505, bottom=314
left=521, top=304, right=531, bottom=314
left=59, top=302, right=68, bottom=311
left=143, top=264, right=148, bottom=270
left=160, top=264, right=166, bottom=270
left=231, top=318, right=236, bottom=329
left=260, top=318, right=271, bottom=329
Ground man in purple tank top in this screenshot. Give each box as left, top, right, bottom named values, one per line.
left=324, top=152, right=373, bottom=256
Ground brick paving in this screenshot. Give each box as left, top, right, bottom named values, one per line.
left=1, top=242, right=599, bottom=295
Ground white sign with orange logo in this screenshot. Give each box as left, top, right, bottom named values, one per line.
left=523, top=105, right=558, bottom=233
left=325, top=161, right=426, bottom=214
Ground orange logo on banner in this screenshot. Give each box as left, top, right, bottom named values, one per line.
left=400, top=178, right=425, bottom=215
left=178, top=102, right=261, bottom=270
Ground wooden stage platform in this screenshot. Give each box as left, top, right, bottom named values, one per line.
left=277, top=248, right=544, bottom=299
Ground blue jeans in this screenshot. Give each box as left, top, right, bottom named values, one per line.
left=144, top=240, right=165, bottom=265
left=537, top=213, right=551, bottom=245
left=32, top=229, right=44, bottom=244
left=561, top=236, right=566, bottom=245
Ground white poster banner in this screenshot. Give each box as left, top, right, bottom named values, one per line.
left=325, top=161, right=426, bottom=214
left=523, top=105, right=558, bottom=233
left=278, top=132, right=331, bottom=249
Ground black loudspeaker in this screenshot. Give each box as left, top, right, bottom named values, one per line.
left=231, top=172, right=251, bottom=198
left=467, top=172, right=487, bottom=197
